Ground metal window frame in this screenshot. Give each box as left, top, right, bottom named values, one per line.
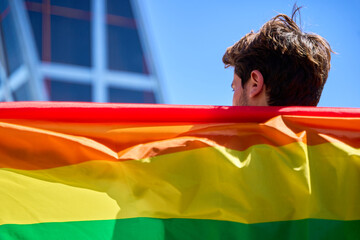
left=0, top=19, right=13, bottom=101
left=92, top=0, right=106, bottom=102
left=11, top=0, right=47, bottom=100
left=131, top=0, right=164, bottom=103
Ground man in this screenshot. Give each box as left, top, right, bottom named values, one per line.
left=223, top=8, right=333, bottom=106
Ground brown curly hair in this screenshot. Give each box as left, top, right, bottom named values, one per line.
left=223, top=8, right=333, bottom=106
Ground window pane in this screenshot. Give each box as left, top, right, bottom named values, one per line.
left=13, top=81, right=32, bottom=101
left=109, top=87, right=156, bottom=103
left=51, top=0, right=90, bottom=11
left=108, top=25, right=148, bottom=74
left=0, top=1, right=8, bottom=12
left=27, top=11, right=42, bottom=59
left=51, top=15, right=91, bottom=66
left=0, top=3, right=23, bottom=74
left=47, top=79, right=92, bottom=101
left=26, top=0, right=43, bottom=3
left=107, top=0, right=134, bottom=18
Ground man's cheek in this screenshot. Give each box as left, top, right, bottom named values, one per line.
left=232, top=92, right=239, bottom=106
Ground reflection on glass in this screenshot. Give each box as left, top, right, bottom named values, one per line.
left=109, top=87, right=156, bottom=103
left=47, top=79, right=92, bottom=102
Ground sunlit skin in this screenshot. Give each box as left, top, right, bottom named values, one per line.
left=231, top=70, right=268, bottom=106
left=231, top=73, right=248, bottom=106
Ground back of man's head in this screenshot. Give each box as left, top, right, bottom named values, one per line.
left=223, top=8, right=333, bottom=106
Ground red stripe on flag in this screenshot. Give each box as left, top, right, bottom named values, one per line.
left=0, top=102, right=359, bottom=123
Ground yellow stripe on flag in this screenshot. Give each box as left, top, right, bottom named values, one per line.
left=1, top=142, right=359, bottom=226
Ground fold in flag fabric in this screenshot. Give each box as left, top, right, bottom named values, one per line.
left=0, top=102, right=359, bottom=239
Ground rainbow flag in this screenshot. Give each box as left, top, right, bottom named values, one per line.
left=0, top=102, right=359, bottom=239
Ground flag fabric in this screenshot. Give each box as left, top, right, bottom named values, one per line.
left=0, top=102, right=359, bottom=239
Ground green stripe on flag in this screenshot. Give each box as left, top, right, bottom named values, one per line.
left=1, top=218, right=359, bottom=240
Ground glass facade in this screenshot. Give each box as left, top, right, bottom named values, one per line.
left=26, top=0, right=92, bottom=66
left=47, top=79, right=92, bottom=102
left=13, top=80, right=32, bottom=101
left=109, top=87, right=155, bottom=103
left=27, top=11, right=42, bottom=58
left=51, top=15, right=91, bottom=66
left=51, top=0, right=91, bottom=11
left=0, top=0, right=23, bottom=74
left=106, top=0, right=148, bottom=74
left=0, top=0, right=162, bottom=103
left=107, top=0, right=134, bottom=18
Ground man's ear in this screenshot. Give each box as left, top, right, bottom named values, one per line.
left=248, top=70, right=265, bottom=98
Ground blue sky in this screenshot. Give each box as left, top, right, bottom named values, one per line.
left=141, top=0, right=360, bottom=107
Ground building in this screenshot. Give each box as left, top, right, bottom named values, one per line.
left=0, top=0, right=163, bottom=103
